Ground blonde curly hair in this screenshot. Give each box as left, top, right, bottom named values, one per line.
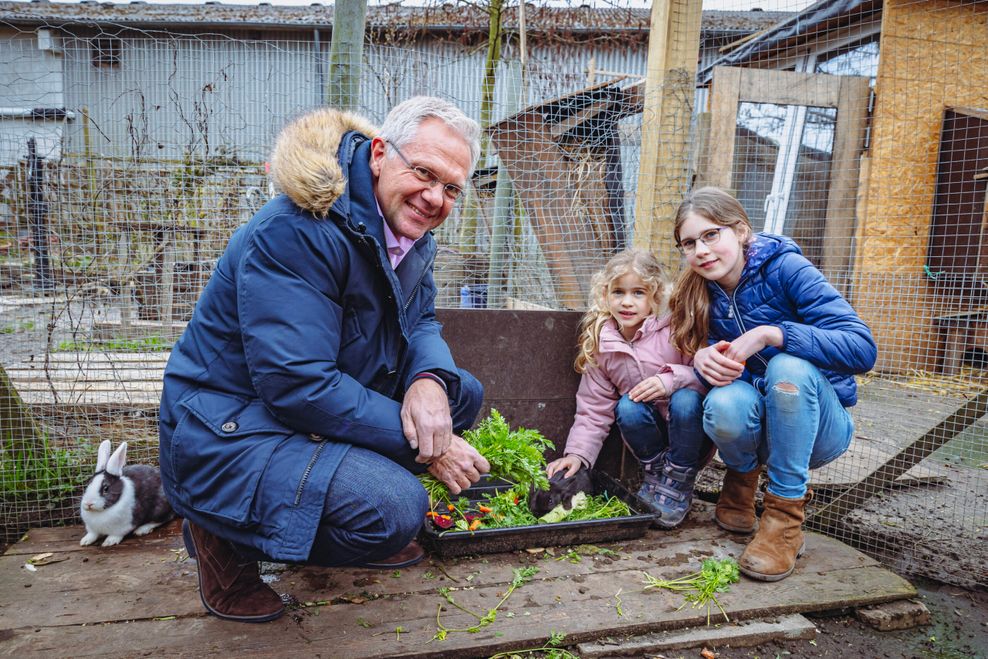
left=574, top=249, right=671, bottom=374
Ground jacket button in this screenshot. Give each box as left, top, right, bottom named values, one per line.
left=221, top=421, right=238, bottom=433
left=308, top=433, right=324, bottom=441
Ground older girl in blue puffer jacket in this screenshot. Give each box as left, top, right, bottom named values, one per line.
left=669, top=187, right=877, bottom=583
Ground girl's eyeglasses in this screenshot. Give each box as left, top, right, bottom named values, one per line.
left=676, top=227, right=728, bottom=255
left=385, top=140, right=465, bottom=202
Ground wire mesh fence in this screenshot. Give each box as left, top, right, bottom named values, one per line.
left=0, top=0, right=986, bottom=590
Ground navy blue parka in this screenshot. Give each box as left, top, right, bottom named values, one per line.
left=159, top=110, right=470, bottom=562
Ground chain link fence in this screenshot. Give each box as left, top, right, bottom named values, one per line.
left=0, top=0, right=986, bottom=590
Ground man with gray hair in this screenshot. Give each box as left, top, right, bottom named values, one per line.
left=159, top=97, right=490, bottom=623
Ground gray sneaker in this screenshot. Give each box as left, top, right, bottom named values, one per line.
left=636, top=455, right=699, bottom=529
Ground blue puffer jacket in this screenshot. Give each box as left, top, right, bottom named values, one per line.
left=704, top=233, right=877, bottom=407
left=158, top=109, right=461, bottom=562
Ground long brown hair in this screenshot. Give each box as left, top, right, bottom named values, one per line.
left=575, top=249, right=671, bottom=373
left=669, top=187, right=753, bottom=356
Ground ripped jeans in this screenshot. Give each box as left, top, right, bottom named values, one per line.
left=702, top=354, right=854, bottom=499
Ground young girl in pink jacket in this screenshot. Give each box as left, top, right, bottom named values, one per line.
left=546, top=249, right=710, bottom=528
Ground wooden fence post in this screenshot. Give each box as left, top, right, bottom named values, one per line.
left=633, top=0, right=703, bottom=261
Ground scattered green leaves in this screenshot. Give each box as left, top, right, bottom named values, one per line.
left=642, top=557, right=741, bottom=624
left=433, top=566, right=540, bottom=641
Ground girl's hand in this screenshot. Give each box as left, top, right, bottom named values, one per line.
left=628, top=375, right=668, bottom=403
left=722, top=326, right=784, bottom=364
left=694, top=341, right=745, bottom=386
left=546, top=455, right=584, bottom=479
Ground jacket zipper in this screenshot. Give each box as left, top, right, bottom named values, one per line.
left=294, top=439, right=327, bottom=506
left=719, top=279, right=770, bottom=369
left=627, top=339, right=647, bottom=383
left=402, top=246, right=437, bottom=313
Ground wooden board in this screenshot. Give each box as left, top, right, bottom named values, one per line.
left=4, top=351, right=169, bottom=408
left=0, top=512, right=915, bottom=658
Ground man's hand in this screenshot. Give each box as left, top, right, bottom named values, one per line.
left=427, top=436, right=490, bottom=495
left=628, top=375, right=668, bottom=403
left=401, top=377, right=453, bottom=463
left=546, top=455, right=584, bottom=479
left=693, top=341, right=745, bottom=387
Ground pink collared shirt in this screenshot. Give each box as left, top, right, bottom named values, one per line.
left=378, top=202, right=417, bottom=270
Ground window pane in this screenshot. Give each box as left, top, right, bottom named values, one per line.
left=815, top=38, right=879, bottom=79
left=733, top=101, right=787, bottom=232
left=788, top=107, right=837, bottom=265
left=733, top=102, right=837, bottom=265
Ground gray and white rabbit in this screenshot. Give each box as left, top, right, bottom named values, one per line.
left=79, top=440, right=174, bottom=547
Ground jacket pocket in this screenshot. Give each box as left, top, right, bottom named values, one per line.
left=173, top=390, right=293, bottom=527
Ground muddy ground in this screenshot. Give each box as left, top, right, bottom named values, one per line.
left=705, top=578, right=988, bottom=659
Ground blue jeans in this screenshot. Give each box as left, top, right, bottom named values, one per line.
left=702, top=354, right=854, bottom=499
left=614, top=388, right=711, bottom=469
left=234, top=367, right=481, bottom=566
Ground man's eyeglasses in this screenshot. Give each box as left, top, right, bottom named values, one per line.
left=676, top=227, right=728, bottom=255
left=385, top=140, right=465, bottom=202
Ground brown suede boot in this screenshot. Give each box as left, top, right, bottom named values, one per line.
left=182, top=519, right=285, bottom=622
left=738, top=492, right=809, bottom=582
left=714, top=467, right=760, bottom=533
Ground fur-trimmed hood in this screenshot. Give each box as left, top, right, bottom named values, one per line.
left=270, top=108, right=379, bottom=217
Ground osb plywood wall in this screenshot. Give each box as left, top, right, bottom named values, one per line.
left=853, top=0, right=988, bottom=373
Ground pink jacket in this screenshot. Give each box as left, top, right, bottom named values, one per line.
left=563, top=314, right=705, bottom=468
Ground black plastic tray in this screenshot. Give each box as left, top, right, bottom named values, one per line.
left=418, top=471, right=655, bottom=558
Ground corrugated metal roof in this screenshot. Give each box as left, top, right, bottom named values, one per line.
left=0, top=1, right=792, bottom=35
left=697, top=0, right=883, bottom=83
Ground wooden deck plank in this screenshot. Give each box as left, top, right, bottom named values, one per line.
left=5, top=351, right=168, bottom=408
left=0, top=563, right=915, bottom=658
left=0, top=514, right=914, bottom=658
left=13, top=352, right=171, bottom=364
left=10, top=389, right=162, bottom=407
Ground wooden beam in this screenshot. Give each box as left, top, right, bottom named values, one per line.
left=737, top=68, right=841, bottom=107
left=633, top=0, right=704, bottom=260
left=704, top=66, right=742, bottom=190
left=821, top=76, right=870, bottom=284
